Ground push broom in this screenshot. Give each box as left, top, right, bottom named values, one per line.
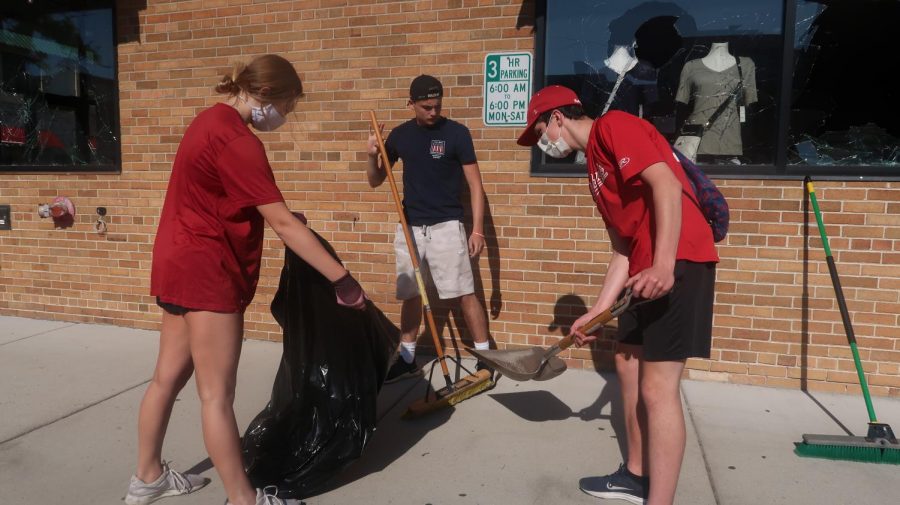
left=368, top=111, right=493, bottom=419
left=794, top=176, right=899, bottom=464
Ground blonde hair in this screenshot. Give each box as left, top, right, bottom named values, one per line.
left=215, top=54, right=303, bottom=102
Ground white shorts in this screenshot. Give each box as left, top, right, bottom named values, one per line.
left=394, top=220, right=475, bottom=301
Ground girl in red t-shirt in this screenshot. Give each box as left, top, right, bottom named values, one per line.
left=126, top=55, right=365, bottom=505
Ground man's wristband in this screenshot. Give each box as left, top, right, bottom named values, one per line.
left=472, top=231, right=485, bottom=238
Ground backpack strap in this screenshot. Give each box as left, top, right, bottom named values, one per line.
left=672, top=148, right=703, bottom=209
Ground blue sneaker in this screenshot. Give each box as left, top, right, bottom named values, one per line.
left=579, top=463, right=648, bottom=504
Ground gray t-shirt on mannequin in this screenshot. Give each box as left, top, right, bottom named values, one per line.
left=676, top=57, right=757, bottom=156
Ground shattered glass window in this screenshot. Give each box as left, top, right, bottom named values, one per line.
left=534, top=0, right=899, bottom=177
left=536, top=0, right=783, bottom=175
left=788, top=1, right=900, bottom=169
left=0, top=1, right=118, bottom=172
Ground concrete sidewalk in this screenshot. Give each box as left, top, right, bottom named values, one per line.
left=0, top=315, right=897, bottom=504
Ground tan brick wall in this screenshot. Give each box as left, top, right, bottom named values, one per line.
left=1, top=0, right=898, bottom=397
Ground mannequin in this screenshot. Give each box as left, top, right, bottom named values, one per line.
left=674, top=42, right=757, bottom=161
left=600, top=44, right=639, bottom=116
left=573, top=45, right=639, bottom=125
left=575, top=44, right=656, bottom=165
left=701, top=42, right=736, bottom=72
left=600, top=43, right=662, bottom=119
left=605, top=44, right=639, bottom=76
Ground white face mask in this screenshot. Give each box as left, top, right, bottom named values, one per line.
left=250, top=102, right=286, bottom=132
left=241, top=95, right=287, bottom=132
left=537, top=115, right=573, bottom=158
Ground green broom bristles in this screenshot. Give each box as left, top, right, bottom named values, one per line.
left=886, top=448, right=900, bottom=464
left=795, top=442, right=900, bottom=465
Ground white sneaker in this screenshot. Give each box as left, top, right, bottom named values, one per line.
left=225, top=486, right=287, bottom=505
left=124, top=461, right=209, bottom=504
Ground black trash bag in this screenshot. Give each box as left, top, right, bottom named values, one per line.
left=241, top=232, right=400, bottom=499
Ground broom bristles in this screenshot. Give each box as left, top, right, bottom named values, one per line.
left=795, top=441, right=900, bottom=465
left=403, top=370, right=494, bottom=419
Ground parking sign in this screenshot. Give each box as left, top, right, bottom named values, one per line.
left=483, top=52, right=532, bottom=126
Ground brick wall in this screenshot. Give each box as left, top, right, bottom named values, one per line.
left=1, top=0, right=898, bottom=397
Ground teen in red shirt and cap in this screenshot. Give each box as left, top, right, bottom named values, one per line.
left=518, top=85, right=718, bottom=505
left=127, top=54, right=365, bottom=505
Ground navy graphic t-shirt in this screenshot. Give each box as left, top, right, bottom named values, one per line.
left=385, top=117, right=477, bottom=226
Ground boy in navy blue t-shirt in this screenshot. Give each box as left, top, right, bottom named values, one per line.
left=366, top=75, right=492, bottom=382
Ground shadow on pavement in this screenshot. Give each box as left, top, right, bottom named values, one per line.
left=304, top=375, right=453, bottom=498
left=486, top=376, right=627, bottom=461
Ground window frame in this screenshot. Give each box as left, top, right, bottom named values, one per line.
left=531, top=0, right=900, bottom=181
left=0, top=0, right=121, bottom=174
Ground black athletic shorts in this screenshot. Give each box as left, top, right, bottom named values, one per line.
left=617, top=260, right=716, bottom=361
left=156, top=297, right=193, bottom=316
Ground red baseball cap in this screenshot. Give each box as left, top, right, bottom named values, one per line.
left=516, top=85, right=582, bottom=146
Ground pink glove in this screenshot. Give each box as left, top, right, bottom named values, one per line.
left=333, top=272, right=366, bottom=310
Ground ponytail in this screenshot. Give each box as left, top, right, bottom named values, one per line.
left=214, top=56, right=302, bottom=102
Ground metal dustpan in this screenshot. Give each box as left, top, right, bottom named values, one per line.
left=469, top=348, right=568, bottom=381
left=468, top=289, right=637, bottom=382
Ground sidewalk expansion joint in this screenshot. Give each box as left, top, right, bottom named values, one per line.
left=0, top=323, right=79, bottom=347
left=0, top=379, right=150, bottom=445
left=682, top=384, right=722, bottom=505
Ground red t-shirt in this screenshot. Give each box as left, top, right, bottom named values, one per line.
left=151, top=103, right=285, bottom=312
left=586, top=110, right=719, bottom=276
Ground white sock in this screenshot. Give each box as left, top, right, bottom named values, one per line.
left=474, top=340, right=490, bottom=351
left=400, top=342, right=416, bottom=363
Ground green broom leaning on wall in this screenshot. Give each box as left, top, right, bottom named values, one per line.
left=794, top=176, right=900, bottom=464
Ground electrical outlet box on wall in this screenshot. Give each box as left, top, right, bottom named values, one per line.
left=0, top=205, right=11, bottom=230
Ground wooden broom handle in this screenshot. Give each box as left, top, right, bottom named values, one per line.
left=368, top=111, right=451, bottom=377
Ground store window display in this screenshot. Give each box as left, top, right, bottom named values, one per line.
left=537, top=0, right=782, bottom=176
left=673, top=42, right=758, bottom=163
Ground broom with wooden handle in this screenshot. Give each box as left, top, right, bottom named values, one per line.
left=368, top=111, right=492, bottom=418
left=794, top=176, right=899, bottom=464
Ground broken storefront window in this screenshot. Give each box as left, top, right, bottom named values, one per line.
left=537, top=0, right=899, bottom=174
left=0, top=2, right=118, bottom=171
left=788, top=0, right=900, bottom=167
left=541, top=0, right=783, bottom=171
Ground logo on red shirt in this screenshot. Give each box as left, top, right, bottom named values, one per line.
left=588, top=161, right=609, bottom=197
left=430, top=140, right=445, bottom=159
left=618, top=157, right=630, bottom=168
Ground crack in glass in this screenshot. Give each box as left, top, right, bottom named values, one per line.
left=541, top=0, right=899, bottom=171
left=788, top=0, right=900, bottom=167
left=1, top=3, right=118, bottom=170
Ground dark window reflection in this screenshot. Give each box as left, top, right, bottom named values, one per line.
left=540, top=0, right=783, bottom=173
left=789, top=0, right=900, bottom=167
left=0, top=1, right=118, bottom=171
